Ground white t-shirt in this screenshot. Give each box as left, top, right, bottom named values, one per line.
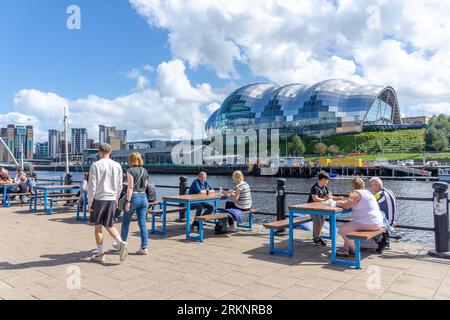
left=352, top=189, right=384, bottom=227
left=87, top=158, right=123, bottom=208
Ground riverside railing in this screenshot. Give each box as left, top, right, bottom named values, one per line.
left=36, top=176, right=450, bottom=259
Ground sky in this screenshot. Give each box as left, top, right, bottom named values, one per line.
left=1, top=0, right=449, bottom=143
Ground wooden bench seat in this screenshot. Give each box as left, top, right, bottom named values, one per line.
left=49, top=197, right=80, bottom=203
left=264, top=216, right=312, bottom=230
left=339, top=228, right=387, bottom=269
left=148, top=207, right=186, bottom=215
left=266, top=215, right=312, bottom=255
left=347, top=228, right=386, bottom=240
left=194, top=213, right=228, bottom=221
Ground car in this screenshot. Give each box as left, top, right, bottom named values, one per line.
left=396, top=161, right=405, bottom=166
left=404, top=159, right=414, bottom=166
left=425, top=161, right=439, bottom=167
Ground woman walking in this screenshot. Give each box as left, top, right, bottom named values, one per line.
left=114, top=152, right=149, bottom=255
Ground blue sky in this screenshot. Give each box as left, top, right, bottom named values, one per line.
left=1, top=0, right=449, bottom=142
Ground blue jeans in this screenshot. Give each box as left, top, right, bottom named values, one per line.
left=121, top=193, right=149, bottom=249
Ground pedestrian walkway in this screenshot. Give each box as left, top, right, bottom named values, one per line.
left=0, top=206, right=450, bottom=300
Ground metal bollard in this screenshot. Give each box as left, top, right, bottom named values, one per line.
left=177, top=176, right=188, bottom=221
left=276, top=178, right=287, bottom=234
left=429, top=182, right=450, bottom=259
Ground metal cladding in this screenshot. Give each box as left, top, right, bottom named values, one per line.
left=206, top=79, right=401, bottom=138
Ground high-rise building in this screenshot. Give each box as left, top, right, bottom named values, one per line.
left=35, top=142, right=49, bottom=159
left=71, top=128, right=88, bottom=154
left=48, top=129, right=61, bottom=160
left=26, top=125, right=33, bottom=160
left=0, top=124, right=33, bottom=161
left=99, top=125, right=127, bottom=150
left=116, top=130, right=127, bottom=144
left=0, top=128, right=6, bottom=162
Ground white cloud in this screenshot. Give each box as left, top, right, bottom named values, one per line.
left=8, top=60, right=222, bottom=142
left=130, top=0, right=450, bottom=116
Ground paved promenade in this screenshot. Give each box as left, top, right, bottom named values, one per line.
left=1, top=205, right=450, bottom=300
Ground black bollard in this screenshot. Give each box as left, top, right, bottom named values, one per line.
left=276, top=178, right=287, bottom=234
left=177, top=176, right=188, bottom=221
left=429, top=182, right=450, bottom=259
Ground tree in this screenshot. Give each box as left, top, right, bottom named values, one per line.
left=288, top=135, right=305, bottom=156
left=425, top=114, right=450, bottom=151
left=314, top=142, right=328, bottom=155
left=327, top=145, right=341, bottom=155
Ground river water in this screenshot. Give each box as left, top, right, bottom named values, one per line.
left=35, top=171, right=436, bottom=247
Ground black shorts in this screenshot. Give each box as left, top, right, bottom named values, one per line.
left=90, top=200, right=116, bottom=228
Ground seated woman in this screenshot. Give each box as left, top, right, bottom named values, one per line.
left=336, top=178, right=384, bottom=257
left=224, top=171, right=252, bottom=232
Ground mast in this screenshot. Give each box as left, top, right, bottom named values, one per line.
left=64, top=107, right=70, bottom=175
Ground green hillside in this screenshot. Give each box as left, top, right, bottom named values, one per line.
left=305, top=129, right=426, bottom=154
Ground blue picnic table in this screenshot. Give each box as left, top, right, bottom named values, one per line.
left=31, top=184, right=81, bottom=215
left=160, top=193, right=223, bottom=241
left=272, top=202, right=355, bottom=267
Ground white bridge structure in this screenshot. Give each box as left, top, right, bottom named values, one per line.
left=0, top=137, right=19, bottom=168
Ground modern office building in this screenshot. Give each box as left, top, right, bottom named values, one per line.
left=48, top=129, right=61, bottom=160
left=206, top=79, right=402, bottom=139
left=0, top=124, right=33, bottom=162
left=99, top=125, right=127, bottom=149
left=35, top=142, right=49, bottom=159
left=71, top=128, right=88, bottom=154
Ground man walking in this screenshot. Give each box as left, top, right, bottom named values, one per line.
left=87, top=143, right=128, bottom=263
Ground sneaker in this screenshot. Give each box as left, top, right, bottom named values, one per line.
left=111, top=242, right=120, bottom=251
left=90, top=253, right=106, bottom=263
left=313, top=237, right=327, bottom=246
left=348, top=249, right=356, bottom=256
left=228, top=225, right=237, bottom=232
left=136, top=248, right=149, bottom=255
left=336, top=247, right=349, bottom=257
left=119, top=241, right=129, bottom=262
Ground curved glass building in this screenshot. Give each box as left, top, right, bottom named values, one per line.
left=206, top=79, right=402, bottom=138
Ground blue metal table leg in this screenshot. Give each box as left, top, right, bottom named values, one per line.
left=186, top=203, right=191, bottom=240
left=44, top=191, right=48, bottom=213
left=199, top=220, right=204, bottom=242
left=330, top=214, right=337, bottom=264
left=2, top=186, right=6, bottom=207
left=355, top=239, right=361, bottom=269
left=162, top=200, right=167, bottom=235
left=288, top=209, right=294, bottom=256
left=83, top=192, right=87, bottom=221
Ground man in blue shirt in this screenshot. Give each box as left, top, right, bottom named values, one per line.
left=189, top=172, right=215, bottom=230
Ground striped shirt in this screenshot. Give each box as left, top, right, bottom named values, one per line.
left=375, top=188, right=398, bottom=226
left=235, top=181, right=252, bottom=210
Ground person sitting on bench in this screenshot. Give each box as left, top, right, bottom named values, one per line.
left=224, top=171, right=252, bottom=232
left=307, top=171, right=344, bottom=246
left=0, top=168, right=13, bottom=203
left=369, top=177, right=398, bottom=250
left=336, top=178, right=384, bottom=257
left=189, top=172, right=215, bottom=231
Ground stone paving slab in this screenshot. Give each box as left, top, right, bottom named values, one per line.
left=1, top=206, right=450, bottom=300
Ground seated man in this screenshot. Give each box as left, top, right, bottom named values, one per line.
left=189, top=172, right=215, bottom=230
left=307, top=171, right=343, bottom=246
left=369, top=177, right=398, bottom=250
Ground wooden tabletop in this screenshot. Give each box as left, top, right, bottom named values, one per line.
left=289, top=202, right=344, bottom=213
left=163, top=193, right=223, bottom=202
left=35, top=185, right=80, bottom=190
left=1, top=183, right=19, bottom=186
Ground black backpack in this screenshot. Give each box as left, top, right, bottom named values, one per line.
left=214, top=217, right=228, bottom=234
